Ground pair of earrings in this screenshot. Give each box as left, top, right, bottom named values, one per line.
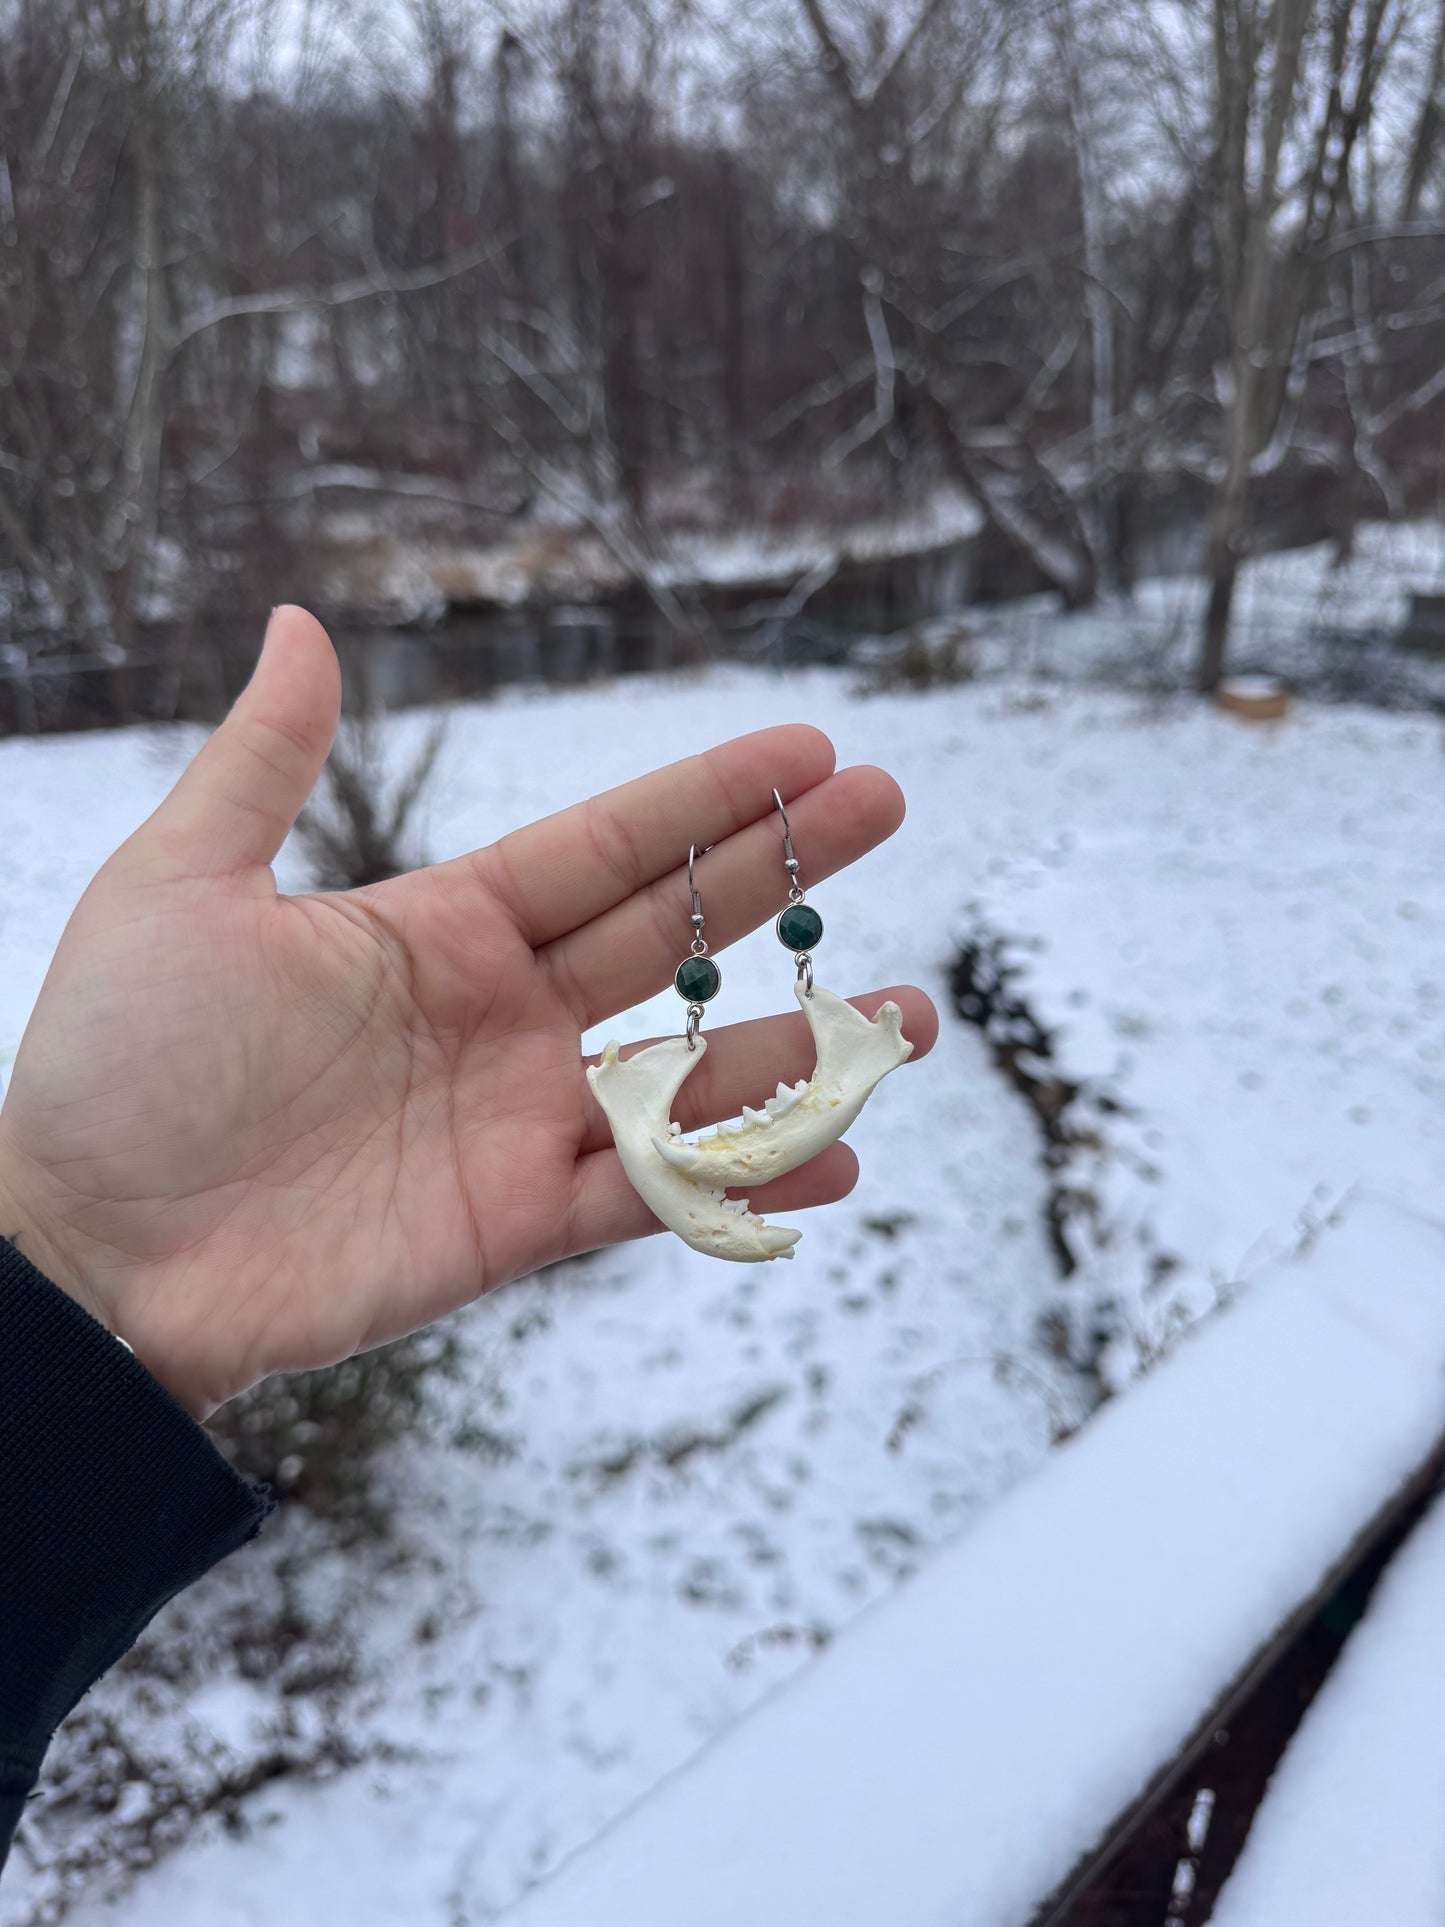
left=673, top=789, right=823, bottom=1050
left=588, top=790, right=913, bottom=1264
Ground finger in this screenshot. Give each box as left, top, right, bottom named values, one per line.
left=578, top=985, right=939, bottom=1156
left=145, top=606, right=341, bottom=876
left=473, top=724, right=836, bottom=945
left=566, top=1140, right=861, bottom=1258
left=545, top=764, right=905, bottom=1028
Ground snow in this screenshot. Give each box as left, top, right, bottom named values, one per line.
left=319, top=486, right=983, bottom=618
left=972, top=685, right=1445, bottom=1311
left=961, top=520, right=1445, bottom=708
left=0, top=676, right=1077, bottom=1927
left=674, top=487, right=983, bottom=588
left=497, top=1196, right=1445, bottom=1927
left=2, top=554, right=1444, bottom=1920
left=1217, top=675, right=1283, bottom=700
left=1209, top=1487, right=1445, bottom=1926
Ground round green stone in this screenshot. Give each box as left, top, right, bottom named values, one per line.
left=777, top=902, right=824, bottom=952
left=675, top=954, right=722, bottom=1002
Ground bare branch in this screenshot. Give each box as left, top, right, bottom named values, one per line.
left=825, top=274, right=895, bottom=465
left=171, top=237, right=507, bottom=350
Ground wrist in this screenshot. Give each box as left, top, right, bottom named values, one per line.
left=0, top=1132, right=214, bottom=1416
left=0, top=1143, right=118, bottom=1341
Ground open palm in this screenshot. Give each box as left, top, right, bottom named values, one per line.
left=0, top=609, right=934, bottom=1416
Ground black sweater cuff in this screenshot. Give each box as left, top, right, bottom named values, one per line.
left=0, top=1239, right=273, bottom=1868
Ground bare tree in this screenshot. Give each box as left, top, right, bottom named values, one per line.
left=1400, top=1, right=1445, bottom=220
left=0, top=0, right=236, bottom=697
left=5, top=0, right=1445, bottom=727
left=1198, top=0, right=1403, bottom=692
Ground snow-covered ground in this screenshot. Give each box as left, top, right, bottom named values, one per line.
left=959, top=518, right=1445, bottom=707
left=4, top=544, right=1445, bottom=1923
left=500, top=1197, right=1445, bottom=1927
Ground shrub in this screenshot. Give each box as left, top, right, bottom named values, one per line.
left=207, top=1327, right=461, bottom=1539
left=298, top=711, right=445, bottom=890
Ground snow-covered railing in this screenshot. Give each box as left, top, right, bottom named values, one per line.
left=1208, top=1485, right=1445, bottom=1926
left=498, top=1197, right=1445, bottom=1927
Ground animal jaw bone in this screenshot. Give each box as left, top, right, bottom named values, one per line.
left=588, top=1033, right=802, bottom=1261
left=655, top=984, right=912, bottom=1190
left=586, top=983, right=913, bottom=1264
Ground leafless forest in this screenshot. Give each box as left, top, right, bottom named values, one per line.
left=3, top=0, right=1445, bottom=728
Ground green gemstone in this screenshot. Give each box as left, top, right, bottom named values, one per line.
left=675, top=954, right=722, bottom=1002
left=777, top=902, right=824, bottom=952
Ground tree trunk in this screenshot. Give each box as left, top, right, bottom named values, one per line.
left=1197, top=335, right=1257, bottom=692
left=1059, top=0, right=1116, bottom=594
left=1198, top=548, right=1238, bottom=694
left=1401, top=4, right=1445, bottom=221
left=1198, top=429, right=1250, bottom=693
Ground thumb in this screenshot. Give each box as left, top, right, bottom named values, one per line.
left=147, top=606, right=342, bottom=877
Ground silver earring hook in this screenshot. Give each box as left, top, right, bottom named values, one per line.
left=683, top=842, right=714, bottom=1051
left=773, top=786, right=815, bottom=999
left=772, top=787, right=806, bottom=905
left=687, top=843, right=711, bottom=953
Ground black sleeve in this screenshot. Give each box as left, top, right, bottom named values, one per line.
left=0, top=1238, right=273, bottom=1876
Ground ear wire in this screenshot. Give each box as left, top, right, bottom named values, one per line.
left=678, top=842, right=719, bottom=1048
left=772, top=786, right=821, bottom=997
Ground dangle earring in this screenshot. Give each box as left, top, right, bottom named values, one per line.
left=772, top=787, right=824, bottom=999
left=587, top=796, right=913, bottom=1265
left=675, top=843, right=721, bottom=1051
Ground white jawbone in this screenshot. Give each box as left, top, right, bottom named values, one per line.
left=587, top=983, right=913, bottom=1263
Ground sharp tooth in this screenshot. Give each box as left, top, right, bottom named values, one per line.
left=776, top=1081, right=791, bottom=1100
left=795, top=1078, right=809, bottom=1094
left=760, top=1225, right=801, bottom=1258
left=654, top=1135, right=702, bottom=1173
left=668, top=1121, right=682, bottom=1136
left=742, top=1105, right=771, bottom=1127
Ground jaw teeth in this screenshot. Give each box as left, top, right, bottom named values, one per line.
left=764, top=1076, right=814, bottom=1121
left=742, top=1105, right=772, bottom=1128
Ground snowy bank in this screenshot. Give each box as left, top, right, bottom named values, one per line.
left=500, top=1197, right=1445, bottom=1927
left=3, top=668, right=1442, bottom=1924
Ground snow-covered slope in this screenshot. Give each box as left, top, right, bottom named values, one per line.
left=1, top=653, right=1442, bottom=1925
left=497, top=1197, right=1445, bottom=1927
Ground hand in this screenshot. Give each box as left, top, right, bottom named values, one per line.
left=0, top=608, right=936, bottom=1417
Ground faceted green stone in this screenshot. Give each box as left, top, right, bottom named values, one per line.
left=777, top=903, right=824, bottom=952
left=675, top=954, right=722, bottom=1002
